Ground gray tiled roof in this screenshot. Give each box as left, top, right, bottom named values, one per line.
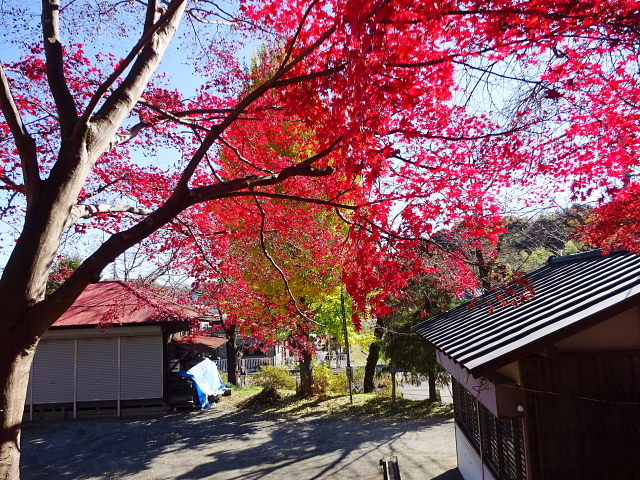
left=413, top=250, right=640, bottom=375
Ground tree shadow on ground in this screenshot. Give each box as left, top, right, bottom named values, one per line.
left=21, top=400, right=455, bottom=480
left=266, top=395, right=337, bottom=416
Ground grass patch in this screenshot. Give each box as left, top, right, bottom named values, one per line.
left=223, top=389, right=453, bottom=420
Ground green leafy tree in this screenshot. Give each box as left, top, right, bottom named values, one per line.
left=380, top=281, right=460, bottom=401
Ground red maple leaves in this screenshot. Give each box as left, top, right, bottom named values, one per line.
left=2, top=0, right=640, bottom=339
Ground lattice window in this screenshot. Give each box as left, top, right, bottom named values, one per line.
left=452, top=378, right=527, bottom=480
left=453, top=377, right=480, bottom=449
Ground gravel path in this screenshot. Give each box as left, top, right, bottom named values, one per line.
left=21, top=405, right=461, bottom=480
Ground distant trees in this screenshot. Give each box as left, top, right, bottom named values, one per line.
left=432, top=207, right=592, bottom=293
left=364, top=273, right=460, bottom=400
left=369, top=208, right=592, bottom=398
left=498, top=207, right=592, bottom=274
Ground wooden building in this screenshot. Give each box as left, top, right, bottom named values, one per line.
left=413, top=250, right=640, bottom=480
left=25, top=281, right=226, bottom=419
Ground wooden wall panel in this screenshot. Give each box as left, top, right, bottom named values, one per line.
left=520, top=354, right=640, bottom=480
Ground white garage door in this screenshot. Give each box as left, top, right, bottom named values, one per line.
left=30, top=339, right=75, bottom=404
left=28, top=329, right=164, bottom=406
left=121, top=335, right=163, bottom=400
left=77, top=337, right=119, bottom=402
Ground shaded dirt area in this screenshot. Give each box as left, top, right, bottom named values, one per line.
left=21, top=401, right=461, bottom=480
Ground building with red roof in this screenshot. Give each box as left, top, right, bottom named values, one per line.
left=25, top=281, right=226, bottom=419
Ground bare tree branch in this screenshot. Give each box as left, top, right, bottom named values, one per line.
left=186, top=9, right=236, bottom=25
left=139, top=99, right=221, bottom=112
left=138, top=100, right=227, bottom=126
left=144, top=0, right=159, bottom=32
left=85, top=0, right=189, bottom=156
left=0, top=191, right=19, bottom=222
left=42, top=0, right=79, bottom=138
left=0, top=174, right=22, bottom=192
left=173, top=217, right=222, bottom=270
left=188, top=137, right=342, bottom=204
left=279, top=0, right=321, bottom=69
left=77, top=204, right=154, bottom=217
left=79, top=177, right=125, bottom=201
left=109, top=101, right=251, bottom=152
left=107, top=121, right=153, bottom=150
left=337, top=211, right=491, bottom=269
left=386, top=125, right=529, bottom=141
left=273, top=64, right=347, bottom=88
left=391, top=153, right=437, bottom=171
left=0, top=64, right=38, bottom=200
left=173, top=23, right=339, bottom=194
left=253, top=196, right=325, bottom=327
left=453, top=60, right=542, bottom=85
left=66, top=203, right=154, bottom=229
left=218, top=136, right=273, bottom=173
left=222, top=191, right=358, bottom=210
left=135, top=101, right=284, bottom=131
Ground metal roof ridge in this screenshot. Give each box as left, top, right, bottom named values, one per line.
left=546, top=249, right=629, bottom=265
left=433, top=261, right=640, bottom=356
left=464, top=281, right=640, bottom=373
left=456, top=275, right=640, bottom=362
left=415, top=254, right=638, bottom=344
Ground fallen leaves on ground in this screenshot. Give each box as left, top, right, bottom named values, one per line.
left=228, top=387, right=453, bottom=420
left=236, top=386, right=284, bottom=410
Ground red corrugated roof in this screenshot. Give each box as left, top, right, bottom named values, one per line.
left=171, top=335, right=227, bottom=352
left=53, top=281, right=199, bottom=327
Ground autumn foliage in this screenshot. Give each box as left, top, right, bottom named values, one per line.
left=580, top=182, right=640, bottom=251
left=2, top=0, right=640, bottom=477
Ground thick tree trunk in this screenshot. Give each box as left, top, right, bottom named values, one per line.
left=476, top=248, right=493, bottom=292
left=363, top=317, right=385, bottom=393
left=298, top=351, right=313, bottom=397
left=390, top=361, right=397, bottom=404
left=226, top=341, right=238, bottom=386
left=0, top=330, right=38, bottom=480
left=428, top=369, right=438, bottom=402
left=363, top=342, right=380, bottom=394
left=225, top=326, right=243, bottom=386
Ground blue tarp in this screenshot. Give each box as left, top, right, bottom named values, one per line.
left=179, top=358, right=226, bottom=408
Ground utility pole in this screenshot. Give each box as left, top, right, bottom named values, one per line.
left=341, top=289, right=353, bottom=404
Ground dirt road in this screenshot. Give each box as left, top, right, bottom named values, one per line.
left=21, top=405, right=461, bottom=480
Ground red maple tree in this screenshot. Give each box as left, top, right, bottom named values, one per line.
left=2, top=0, right=640, bottom=477
left=579, top=182, right=640, bottom=251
